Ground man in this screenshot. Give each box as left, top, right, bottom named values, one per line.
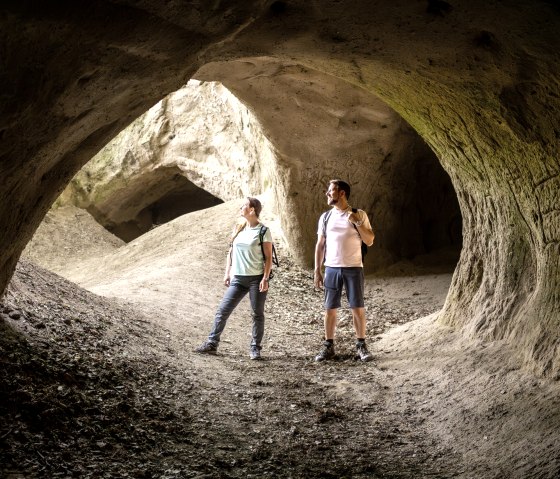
left=313, top=179, right=375, bottom=362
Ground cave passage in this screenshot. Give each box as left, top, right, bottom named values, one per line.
left=75, top=76, right=463, bottom=268
left=99, top=174, right=223, bottom=242
left=379, top=140, right=462, bottom=272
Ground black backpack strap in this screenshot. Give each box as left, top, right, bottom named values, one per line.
left=351, top=208, right=359, bottom=232
left=258, top=225, right=267, bottom=248
left=259, top=225, right=279, bottom=271
left=321, top=210, right=333, bottom=264
left=322, top=209, right=333, bottom=237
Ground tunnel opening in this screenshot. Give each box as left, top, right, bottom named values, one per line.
left=99, top=171, right=224, bottom=242
left=54, top=80, right=274, bottom=245
left=62, top=162, right=225, bottom=243
left=376, top=138, right=463, bottom=274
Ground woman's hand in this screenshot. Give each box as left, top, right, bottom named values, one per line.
left=259, top=278, right=269, bottom=292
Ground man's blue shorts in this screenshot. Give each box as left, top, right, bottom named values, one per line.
left=323, top=266, right=365, bottom=309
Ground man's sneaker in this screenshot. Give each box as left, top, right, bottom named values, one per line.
left=356, top=341, right=373, bottom=362
left=195, top=341, right=217, bottom=355
left=315, top=341, right=335, bottom=362
left=250, top=346, right=262, bottom=360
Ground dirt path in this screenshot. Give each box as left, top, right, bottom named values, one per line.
left=51, top=201, right=465, bottom=477
left=157, top=255, right=460, bottom=478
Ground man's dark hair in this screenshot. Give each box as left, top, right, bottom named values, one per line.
left=329, top=179, right=351, bottom=200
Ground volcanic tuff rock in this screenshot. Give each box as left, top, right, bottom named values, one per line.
left=1, top=0, right=559, bottom=376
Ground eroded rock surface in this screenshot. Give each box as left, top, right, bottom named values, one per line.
left=59, top=72, right=460, bottom=267
left=196, top=59, right=462, bottom=270
left=0, top=0, right=559, bottom=376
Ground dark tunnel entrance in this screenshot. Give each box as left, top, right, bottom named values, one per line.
left=380, top=140, right=462, bottom=273
left=95, top=171, right=224, bottom=243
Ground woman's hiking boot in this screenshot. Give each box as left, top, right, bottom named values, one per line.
left=249, top=346, right=262, bottom=360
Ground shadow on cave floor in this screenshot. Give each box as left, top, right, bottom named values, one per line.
left=0, top=263, right=464, bottom=478
left=0, top=260, right=464, bottom=478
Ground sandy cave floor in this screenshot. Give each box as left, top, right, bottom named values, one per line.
left=1, top=201, right=559, bottom=478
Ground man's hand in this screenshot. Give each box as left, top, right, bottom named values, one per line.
left=314, top=270, right=324, bottom=288
left=347, top=210, right=363, bottom=226
left=224, top=275, right=231, bottom=287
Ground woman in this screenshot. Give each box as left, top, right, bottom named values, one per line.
left=195, top=197, right=273, bottom=360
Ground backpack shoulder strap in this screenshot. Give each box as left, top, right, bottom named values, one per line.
left=351, top=208, right=369, bottom=260
left=258, top=225, right=279, bottom=267
left=322, top=209, right=333, bottom=236
left=258, top=225, right=267, bottom=244
left=351, top=208, right=359, bottom=231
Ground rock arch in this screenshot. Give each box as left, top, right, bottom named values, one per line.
left=1, top=1, right=558, bottom=376
left=55, top=80, right=278, bottom=241
left=195, top=58, right=462, bottom=271
left=60, top=70, right=461, bottom=268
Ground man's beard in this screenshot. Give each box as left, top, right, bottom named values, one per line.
left=328, top=197, right=338, bottom=205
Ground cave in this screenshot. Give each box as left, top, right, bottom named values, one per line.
left=61, top=76, right=462, bottom=266
left=0, top=1, right=559, bottom=476
left=1, top=0, right=557, bottom=367
left=1, top=0, right=557, bottom=374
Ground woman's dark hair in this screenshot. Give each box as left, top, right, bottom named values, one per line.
left=329, top=179, right=351, bottom=200
left=247, top=197, right=262, bottom=217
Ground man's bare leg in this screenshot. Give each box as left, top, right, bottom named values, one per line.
left=351, top=307, right=367, bottom=338
left=325, top=308, right=338, bottom=340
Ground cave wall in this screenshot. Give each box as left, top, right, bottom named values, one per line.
left=0, top=0, right=266, bottom=299
left=59, top=69, right=458, bottom=267
left=1, top=0, right=559, bottom=376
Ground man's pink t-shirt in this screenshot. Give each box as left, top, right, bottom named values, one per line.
left=317, top=207, right=371, bottom=268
